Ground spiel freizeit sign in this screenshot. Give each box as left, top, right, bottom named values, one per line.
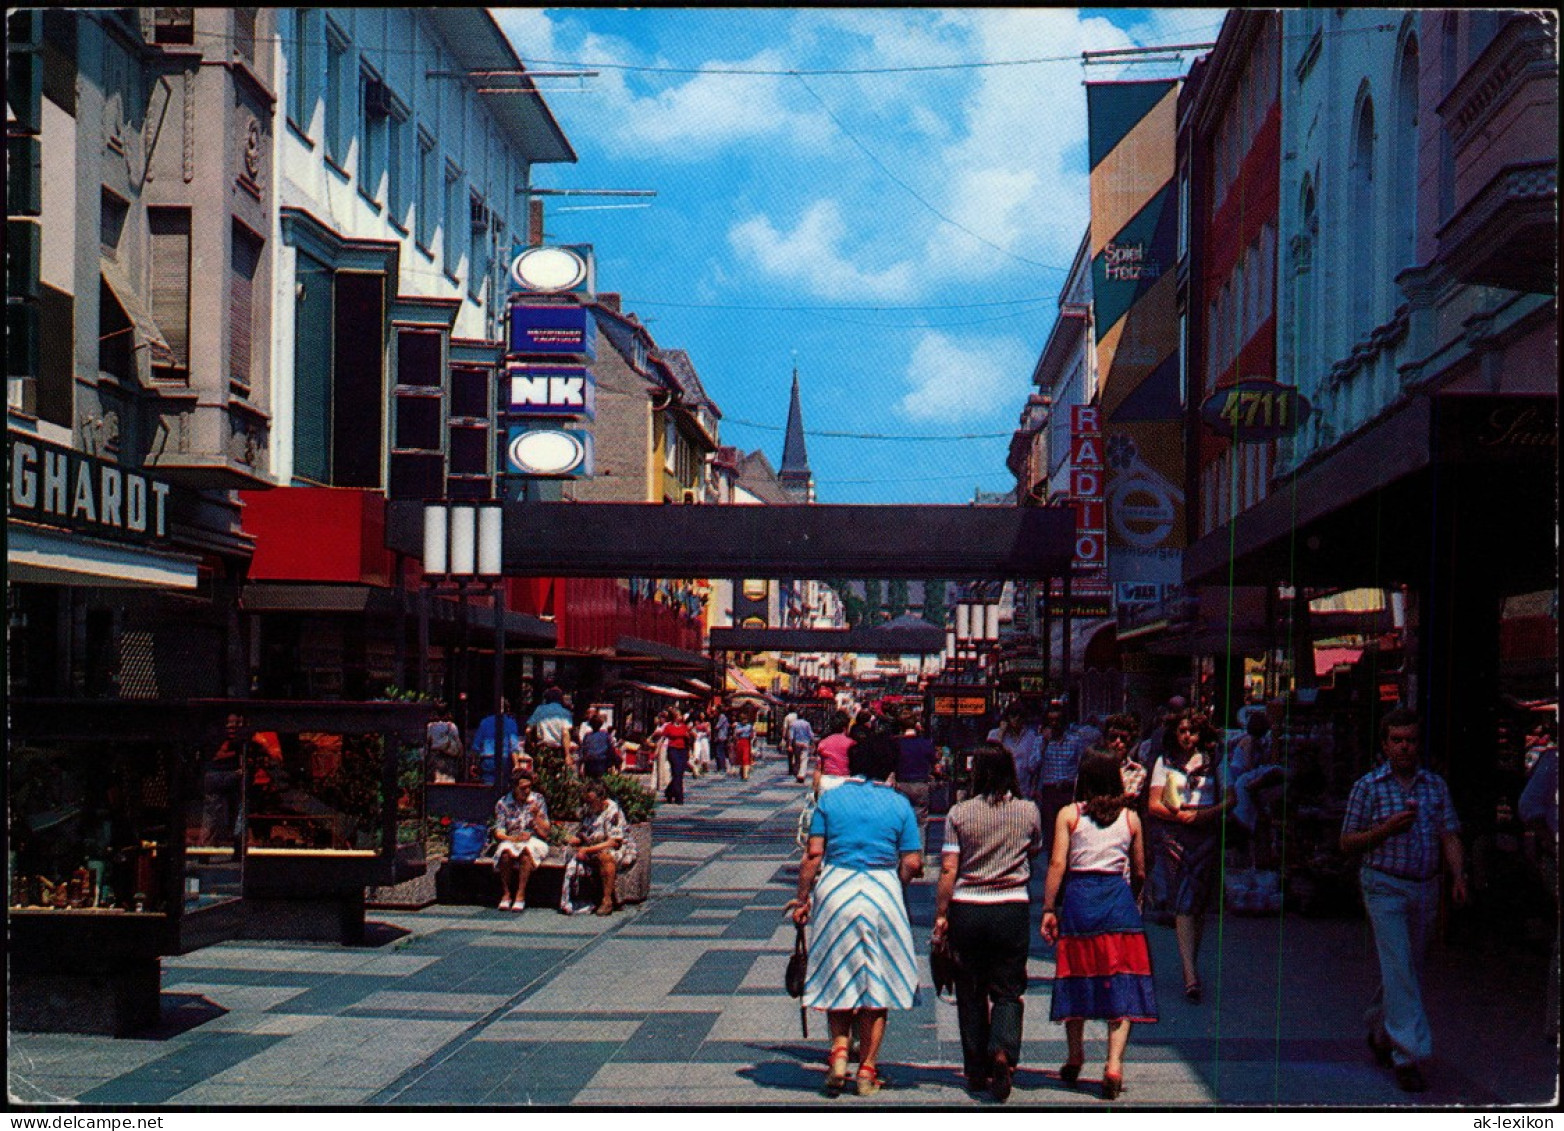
left=8, top=433, right=173, bottom=542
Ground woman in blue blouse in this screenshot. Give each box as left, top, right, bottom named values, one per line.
left=790, top=732, right=924, bottom=1096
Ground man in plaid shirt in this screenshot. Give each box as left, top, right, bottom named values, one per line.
left=1033, top=698, right=1097, bottom=856
left=1340, top=707, right=1467, bottom=1093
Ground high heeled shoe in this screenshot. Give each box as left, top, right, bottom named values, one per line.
left=1059, top=1060, right=1084, bottom=1087
left=1102, top=1071, right=1123, bottom=1101
left=824, top=1046, right=850, bottom=1094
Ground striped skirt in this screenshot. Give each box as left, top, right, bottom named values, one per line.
left=804, top=864, right=921, bottom=1011
left=1049, top=871, right=1158, bottom=1023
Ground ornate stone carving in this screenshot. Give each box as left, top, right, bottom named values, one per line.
left=243, top=117, right=263, bottom=182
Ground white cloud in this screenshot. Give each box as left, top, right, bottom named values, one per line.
left=898, top=332, right=1032, bottom=423
left=729, top=200, right=918, bottom=301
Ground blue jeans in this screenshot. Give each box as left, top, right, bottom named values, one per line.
left=665, top=749, right=689, bottom=803
left=1360, top=867, right=1439, bottom=1066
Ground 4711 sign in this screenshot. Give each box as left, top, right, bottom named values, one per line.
left=1200, top=379, right=1312, bottom=442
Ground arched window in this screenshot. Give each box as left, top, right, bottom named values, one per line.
left=1294, top=177, right=1317, bottom=394
left=1350, top=88, right=1377, bottom=328
left=1438, top=13, right=1458, bottom=222
left=1392, top=30, right=1420, bottom=272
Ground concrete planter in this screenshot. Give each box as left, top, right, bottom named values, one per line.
left=366, top=857, right=442, bottom=911
left=616, top=822, right=653, bottom=904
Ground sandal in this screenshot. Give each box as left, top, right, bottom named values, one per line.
left=824, top=1045, right=851, bottom=1094
left=1059, top=1060, right=1085, bottom=1086
left=855, top=1067, right=887, bottom=1096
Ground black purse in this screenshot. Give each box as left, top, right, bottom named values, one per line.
left=930, top=934, right=962, bottom=1003
left=785, top=922, right=809, bottom=1037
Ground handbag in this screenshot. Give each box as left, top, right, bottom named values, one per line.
left=930, top=933, right=962, bottom=1003
left=785, top=922, right=809, bottom=1037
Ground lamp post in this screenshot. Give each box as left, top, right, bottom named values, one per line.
left=422, top=501, right=505, bottom=761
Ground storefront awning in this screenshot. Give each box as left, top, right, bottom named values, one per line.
left=617, top=679, right=700, bottom=700
left=8, top=524, right=200, bottom=590
left=614, top=635, right=712, bottom=671
left=1314, top=646, right=1365, bottom=677
left=241, top=583, right=557, bottom=645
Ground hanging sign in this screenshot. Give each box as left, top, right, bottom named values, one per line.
left=509, top=244, right=594, bottom=297
left=1200, top=379, right=1312, bottom=441
left=505, top=362, right=595, bottom=419
left=508, top=303, right=596, bottom=358
left=505, top=424, right=594, bottom=478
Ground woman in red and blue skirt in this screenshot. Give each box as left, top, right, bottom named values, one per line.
left=1041, top=748, right=1158, bottom=1100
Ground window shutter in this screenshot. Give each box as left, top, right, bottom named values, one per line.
left=230, top=225, right=260, bottom=387
left=149, top=209, right=190, bottom=367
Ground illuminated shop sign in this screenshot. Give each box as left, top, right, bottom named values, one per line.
left=1200, top=379, right=1312, bottom=442
left=1070, top=403, right=1106, bottom=572
left=505, top=424, right=594, bottom=478
left=507, top=303, right=596, bottom=358
left=508, top=244, right=594, bottom=297
left=8, top=433, right=174, bottom=542
left=505, top=363, right=595, bottom=419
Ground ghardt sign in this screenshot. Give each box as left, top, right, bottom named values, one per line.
left=9, top=433, right=173, bottom=543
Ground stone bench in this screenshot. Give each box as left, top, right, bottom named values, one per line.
left=435, top=822, right=651, bottom=908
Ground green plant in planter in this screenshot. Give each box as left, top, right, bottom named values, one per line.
left=601, top=771, right=657, bottom=825
left=530, top=746, right=656, bottom=824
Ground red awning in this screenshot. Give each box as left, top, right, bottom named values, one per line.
left=1314, top=646, right=1364, bottom=677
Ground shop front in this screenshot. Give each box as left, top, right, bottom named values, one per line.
left=1183, top=392, right=1557, bottom=929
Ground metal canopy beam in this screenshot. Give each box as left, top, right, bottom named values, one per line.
left=386, top=502, right=1075, bottom=580
left=709, top=625, right=946, bottom=654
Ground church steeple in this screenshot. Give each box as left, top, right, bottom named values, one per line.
left=778, top=363, right=814, bottom=503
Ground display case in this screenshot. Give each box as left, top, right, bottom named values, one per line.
left=8, top=699, right=432, bottom=1033
left=217, top=701, right=431, bottom=944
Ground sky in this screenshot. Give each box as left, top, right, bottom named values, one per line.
left=491, top=8, right=1225, bottom=504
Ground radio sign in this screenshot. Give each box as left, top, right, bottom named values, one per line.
left=506, top=363, right=595, bottom=419
left=508, top=303, right=596, bottom=359
left=1200, top=379, right=1311, bottom=441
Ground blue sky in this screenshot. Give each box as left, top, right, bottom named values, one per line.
left=492, top=8, right=1224, bottom=503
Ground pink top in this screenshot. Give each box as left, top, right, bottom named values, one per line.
left=817, top=733, right=855, bottom=777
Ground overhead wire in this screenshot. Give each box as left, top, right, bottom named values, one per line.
left=790, top=71, right=1062, bottom=273
left=721, top=417, right=1012, bottom=441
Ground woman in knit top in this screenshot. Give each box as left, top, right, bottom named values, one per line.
left=1041, top=748, right=1158, bottom=1100
left=932, top=743, right=1044, bottom=1101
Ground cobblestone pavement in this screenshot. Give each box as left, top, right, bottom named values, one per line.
left=8, top=754, right=1558, bottom=1108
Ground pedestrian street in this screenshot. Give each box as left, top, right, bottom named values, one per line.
left=7, top=755, right=1556, bottom=1109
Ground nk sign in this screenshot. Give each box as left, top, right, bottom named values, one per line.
left=506, top=363, right=595, bottom=419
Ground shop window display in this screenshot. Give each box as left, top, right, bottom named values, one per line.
left=10, top=739, right=179, bottom=915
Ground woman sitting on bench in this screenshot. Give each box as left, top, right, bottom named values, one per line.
left=493, top=768, right=551, bottom=913
left=561, top=780, right=638, bottom=916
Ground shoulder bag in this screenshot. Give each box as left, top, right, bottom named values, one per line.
left=785, top=921, right=810, bottom=1037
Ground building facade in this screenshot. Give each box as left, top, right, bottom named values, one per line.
left=1181, top=11, right=1556, bottom=829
